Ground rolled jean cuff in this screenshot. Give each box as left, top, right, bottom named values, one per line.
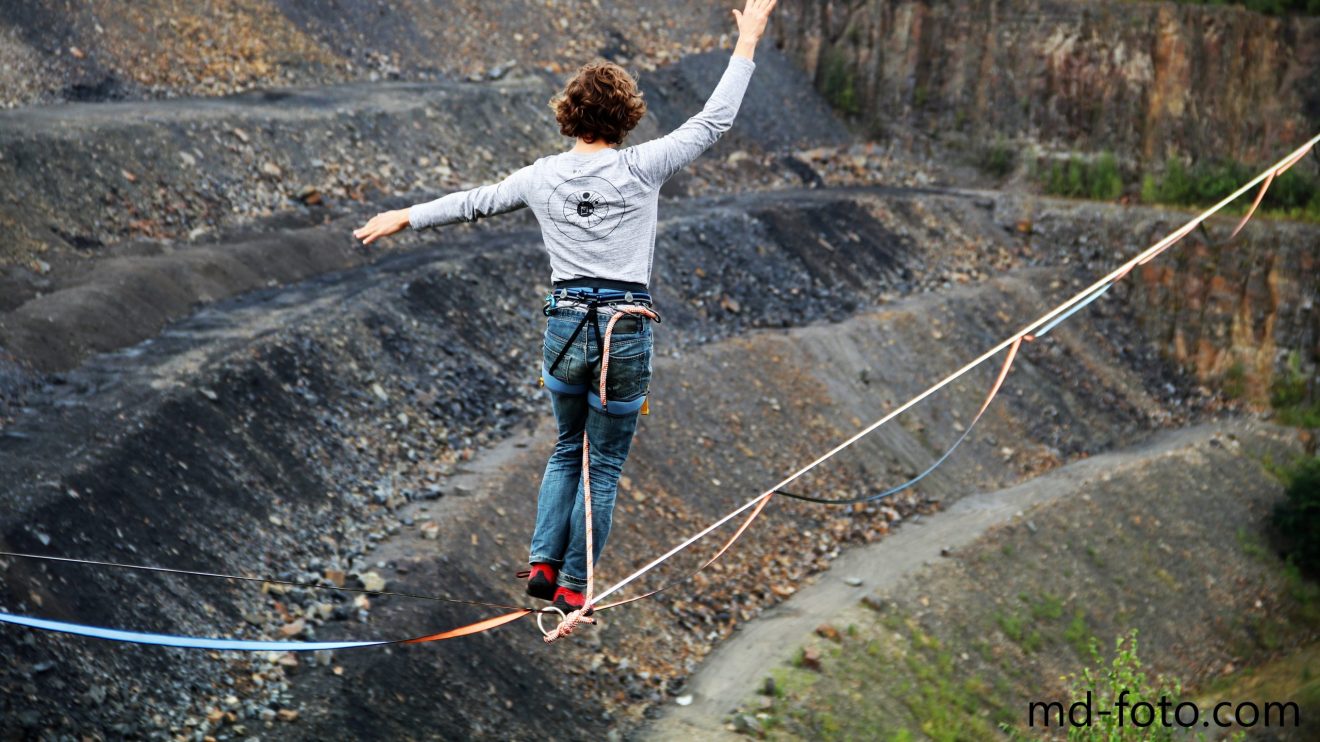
left=529, top=554, right=564, bottom=568
left=556, top=570, right=588, bottom=590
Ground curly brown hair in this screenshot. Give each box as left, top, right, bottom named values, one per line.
left=550, top=61, right=646, bottom=145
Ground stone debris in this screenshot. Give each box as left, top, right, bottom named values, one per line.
left=358, top=572, right=387, bottom=592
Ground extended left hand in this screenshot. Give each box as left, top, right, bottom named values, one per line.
left=353, top=208, right=411, bottom=245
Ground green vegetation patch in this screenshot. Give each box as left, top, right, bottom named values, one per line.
left=1017, top=630, right=1246, bottom=742
left=1269, top=352, right=1320, bottom=428
left=820, top=47, right=859, bottom=116
left=1039, top=152, right=1124, bottom=201
left=742, top=438, right=1320, bottom=740
left=975, top=138, right=1018, bottom=179
left=1165, top=0, right=1320, bottom=15
left=1035, top=152, right=1320, bottom=224
left=1272, top=454, right=1320, bottom=579
left=1140, top=157, right=1320, bottom=220
left=1197, top=642, right=1320, bottom=735
left=752, top=611, right=1015, bottom=740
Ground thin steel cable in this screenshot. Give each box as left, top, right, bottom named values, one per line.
left=0, top=550, right=529, bottom=612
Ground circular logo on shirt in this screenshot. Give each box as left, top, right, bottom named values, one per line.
left=549, top=176, right=625, bottom=242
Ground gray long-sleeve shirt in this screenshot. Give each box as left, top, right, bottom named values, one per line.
left=409, top=55, right=756, bottom=287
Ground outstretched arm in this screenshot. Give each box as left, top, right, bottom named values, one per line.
left=624, top=0, right=777, bottom=188
left=353, top=164, right=534, bottom=245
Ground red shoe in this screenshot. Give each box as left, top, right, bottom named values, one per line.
left=551, top=586, right=593, bottom=616
left=524, top=563, right=558, bottom=601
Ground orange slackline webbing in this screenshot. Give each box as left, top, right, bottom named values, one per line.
left=585, top=133, right=1320, bottom=614
left=3, top=136, right=1314, bottom=649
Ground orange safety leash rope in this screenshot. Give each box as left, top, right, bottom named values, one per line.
left=402, top=609, right=534, bottom=644
left=542, top=305, right=659, bottom=643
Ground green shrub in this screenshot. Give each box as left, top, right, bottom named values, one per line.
left=1049, top=630, right=1244, bottom=741
left=1273, top=456, right=1320, bottom=578
left=1039, top=152, right=1127, bottom=201
left=1064, top=610, right=1092, bottom=656
left=1153, top=157, right=1194, bottom=204
left=1066, top=159, right=1085, bottom=196
left=1140, top=173, right=1160, bottom=204
left=1170, top=0, right=1320, bottom=15
left=1271, top=352, right=1320, bottom=427
left=1033, top=151, right=1319, bottom=224
left=821, top=48, right=859, bottom=115
left=1140, top=157, right=1320, bottom=223
left=976, top=138, right=1017, bottom=179
left=996, top=611, right=1025, bottom=642
left=1091, top=152, right=1124, bottom=200
left=1002, top=629, right=1247, bottom=740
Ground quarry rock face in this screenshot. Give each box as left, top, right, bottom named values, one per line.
left=1015, top=194, right=1318, bottom=404
left=1134, top=232, right=1318, bottom=399
left=775, top=0, right=1319, bottom=163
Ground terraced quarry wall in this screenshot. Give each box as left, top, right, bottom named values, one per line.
left=3, top=0, right=1313, bottom=166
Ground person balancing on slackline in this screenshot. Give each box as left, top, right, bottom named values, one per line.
left=353, top=0, right=779, bottom=616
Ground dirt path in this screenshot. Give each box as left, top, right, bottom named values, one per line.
left=640, top=423, right=1244, bottom=740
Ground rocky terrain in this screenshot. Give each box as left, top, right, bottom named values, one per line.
left=0, top=1, right=1317, bottom=740
left=0, top=47, right=852, bottom=296
left=0, top=1, right=728, bottom=106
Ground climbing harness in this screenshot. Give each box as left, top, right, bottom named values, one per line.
left=541, top=282, right=661, bottom=415
left=1, top=133, right=1315, bottom=649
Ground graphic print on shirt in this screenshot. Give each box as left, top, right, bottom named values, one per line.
left=548, top=176, right=625, bottom=242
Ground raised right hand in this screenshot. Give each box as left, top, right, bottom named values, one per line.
left=732, top=0, right=777, bottom=43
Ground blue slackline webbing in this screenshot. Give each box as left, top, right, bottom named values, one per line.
left=1031, top=283, right=1112, bottom=339
left=0, top=612, right=387, bottom=651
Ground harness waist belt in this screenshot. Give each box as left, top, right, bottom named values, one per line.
left=551, top=287, right=653, bottom=307
left=553, top=278, right=648, bottom=294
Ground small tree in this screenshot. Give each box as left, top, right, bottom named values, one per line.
left=1066, top=631, right=1183, bottom=741
left=1004, top=630, right=1245, bottom=740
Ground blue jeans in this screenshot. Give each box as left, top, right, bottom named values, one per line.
left=529, top=307, right=654, bottom=591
